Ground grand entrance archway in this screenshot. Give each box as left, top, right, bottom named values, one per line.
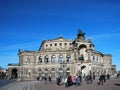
left=81, top=65, right=87, bottom=76
left=11, top=68, right=18, bottom=79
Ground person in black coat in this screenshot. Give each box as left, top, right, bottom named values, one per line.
left=98, top=75, right=103, bottom=85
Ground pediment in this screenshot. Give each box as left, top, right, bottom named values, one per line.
left=48, top=37, right=70, bottom=42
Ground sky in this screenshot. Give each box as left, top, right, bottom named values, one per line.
left=0, top=0, right=120, bottom=71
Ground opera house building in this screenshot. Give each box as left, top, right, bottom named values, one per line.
left=8, top=29, right=116, bottom=80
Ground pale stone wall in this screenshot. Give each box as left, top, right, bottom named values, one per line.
left=8, top=31, right=115, bottom=80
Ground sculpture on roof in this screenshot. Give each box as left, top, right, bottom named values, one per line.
left=78, top=28, right=85, bottom=36
left=77, top=28, right=85, bottom=41
left=18, top=49, right=21, bottom=52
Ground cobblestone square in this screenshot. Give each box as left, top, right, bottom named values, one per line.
left=35, top=78, right=120, bottom=90
left=0, top=77, right=120, bottom=90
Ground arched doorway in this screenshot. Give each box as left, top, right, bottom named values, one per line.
left=66, top=67, right=70, bottom=76
left=44, top=68, right=48, bottom=76
left=11, top=68, right=18, bottom=79
left=81, top=65, right=87, bottom=76
left=38, top=68, right=42, bottom=77
left=51, top=68, right=56, bottom=79
left=59, top=67, right=63, bottom=77
left=81, top=66, right=86, bottom=71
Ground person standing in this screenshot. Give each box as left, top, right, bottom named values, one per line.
left=106, top=74, right=110, bottom=80
left=93, top=74, right=95, bottom=80
left=86, top=75, right=90, bottom=84
left=44, top=76, right=47, bottom=84
left=48, top=74, right=52, bottom=83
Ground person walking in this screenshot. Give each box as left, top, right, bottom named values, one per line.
left=76, top=76, right=80, bottom=86
left=56, top=75, right=61, bottom=85
left=106, top=74, right=110, bottom=80
left=64, top=76, right=68, bottom=87
left=44, top=76, right=47, bottom=84
left=86, top=75, right=90, bottom=84
left=116, top=73, right=119, bottom=78
left=89, top=75, right=93, bottom=84
left=98, top=75, right=103, bottom=85
left=93, top=74, right=95, bottom=80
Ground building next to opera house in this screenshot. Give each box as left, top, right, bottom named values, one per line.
left=8, top=29, right=116, bottom=80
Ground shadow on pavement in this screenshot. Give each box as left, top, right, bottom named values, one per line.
left=0, top=79, right=17, bottom=87
left=114, top=83, right=120, bottom=86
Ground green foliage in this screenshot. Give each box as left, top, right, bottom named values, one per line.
left=79, top=54, right=84, bottom=61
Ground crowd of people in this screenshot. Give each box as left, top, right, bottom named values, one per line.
left=36, top=72, right=120, bottom=87
left=37, top=74, right=52, bottom=84
left=56, top=73, right=111, bottom=87
left=97, top=74, right=110, bottom=85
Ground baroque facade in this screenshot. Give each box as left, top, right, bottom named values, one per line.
left=8, top=30, right=116, bottom=80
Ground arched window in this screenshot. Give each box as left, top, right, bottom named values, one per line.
left=38, top=56, right=42, bottom=63
left=79, top=44, right=87, bottom=51
left=59, top=55, right=63, bottom=63
left=44, top=68, right=49, bottom=76
left=59, top=67, right=63, bottom=72
left=51, top=68, right=56, bottom=79
left=66, top=55, right=71, bottom=62
left=51, top=55, right=56, bottom=63
left=38, top=68, right=42, bottom=73
left=79, top=44, right=87, bottom=49
left=38, top=68, right=42, bottom=76
left=45, top=55, right=49, bottom=63
left=38, top=68, right=41, bottom=71
left=51, top=68, right=55, bottom=72
left=67, top=67, right=70, bottom=70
